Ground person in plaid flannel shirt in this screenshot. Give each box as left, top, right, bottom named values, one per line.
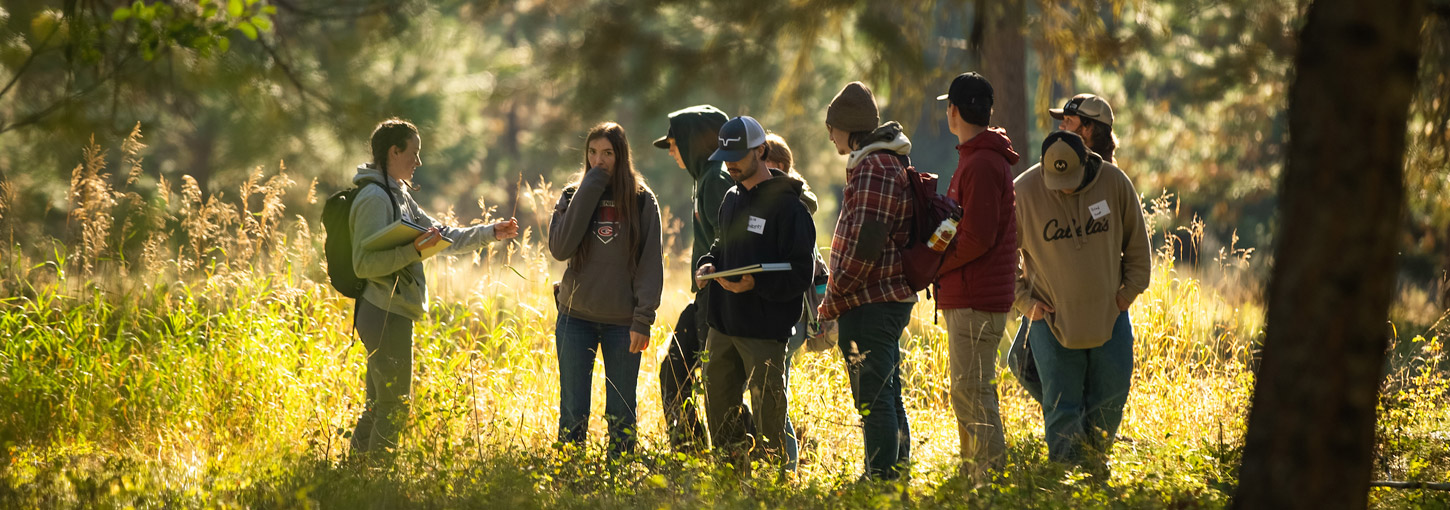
left=818, top=81, right=919, bottom=481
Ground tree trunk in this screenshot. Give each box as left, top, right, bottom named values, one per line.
left=979, top=0, right=1028, bottom=175
left=1235, top=1, right=1423, bottom=509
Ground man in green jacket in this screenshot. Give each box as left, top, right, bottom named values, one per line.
left=654, top=105, right=734, bottom=451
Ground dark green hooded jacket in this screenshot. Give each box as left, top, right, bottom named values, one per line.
left=665, top=105, right=734, bottom=293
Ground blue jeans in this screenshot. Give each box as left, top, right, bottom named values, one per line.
left=838, top=301, right=915, bottom=480
left=556, top=314, right=642, bottom=457
left=1023, top=311, right=1134, bottom=464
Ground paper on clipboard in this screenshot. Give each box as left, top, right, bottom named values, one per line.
left=361, top=219, right=454, bottom=259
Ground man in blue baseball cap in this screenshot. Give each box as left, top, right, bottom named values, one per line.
left=695, top=116, right=816, bottom=469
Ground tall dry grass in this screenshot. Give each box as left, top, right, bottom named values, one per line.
left=2, top=127, right=1446, bottom=508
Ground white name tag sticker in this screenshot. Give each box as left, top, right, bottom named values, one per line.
left=747, top=216, right=767, bottom=234
left=1089, top=200, right=1111, bottom=220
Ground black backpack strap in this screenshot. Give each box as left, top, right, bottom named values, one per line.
left=894, top=152, right=912, bottom=169
left=351, top=296, right=362, bottom=346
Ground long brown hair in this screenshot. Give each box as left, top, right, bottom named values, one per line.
left=571, top=122, right=651, bottom=266
left=1082, top=118, right=1118, bottom=164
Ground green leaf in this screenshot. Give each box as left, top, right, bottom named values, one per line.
left=217, top=36, right=229, bottom=53
left=506, top=265, right=528, bottom=281
left=137, top=5, right=154, bottom=22
left=227, top=0, right=243, bottom=18
left=112, top=8, right=132, bottom=21
left=263, top=5, right=277, bottom=15
left=249, top=15, right=271, bottom=33
left=236, top=21, right=256, bottom=40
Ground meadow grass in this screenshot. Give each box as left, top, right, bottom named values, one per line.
left=1, top=132, right=1447, bottom=508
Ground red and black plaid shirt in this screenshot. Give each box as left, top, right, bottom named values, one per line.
left=818, top=151, right=915, bottom=321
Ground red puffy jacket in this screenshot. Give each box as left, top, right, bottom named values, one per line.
left=935, top=128, right=1020, bottom=312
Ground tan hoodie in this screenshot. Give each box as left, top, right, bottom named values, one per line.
left=1013, top=156, right=1151, bottom=349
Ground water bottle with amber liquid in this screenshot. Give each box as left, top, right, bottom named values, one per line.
left=927, top=212, right=961, bottom=252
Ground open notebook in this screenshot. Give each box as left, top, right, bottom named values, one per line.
left=361, top=219, right=454, bottom=259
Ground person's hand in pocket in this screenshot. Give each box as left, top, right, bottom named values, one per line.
left=1026, top=300, right=1055, bottom=321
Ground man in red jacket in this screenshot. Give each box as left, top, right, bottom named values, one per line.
left=934, top=72, right=1021, bottom=480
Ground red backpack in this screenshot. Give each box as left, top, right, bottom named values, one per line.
left=896, top=156, right=962, bottom=292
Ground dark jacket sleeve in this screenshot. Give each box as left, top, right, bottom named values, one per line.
left=631, top=192, right=665, bottom=335
left=547, top=168, right=609, bottom=261
left=697, top=170, right=733, bottom=251
left=752, top=200, right=816, bottom=302
left=697, top=187, right=735, bottom=271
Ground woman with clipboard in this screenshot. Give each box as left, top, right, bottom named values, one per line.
left=348, top=119, right=519, bottom=457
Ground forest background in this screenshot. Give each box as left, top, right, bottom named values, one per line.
left=2, top=0, right=1450, bottom=508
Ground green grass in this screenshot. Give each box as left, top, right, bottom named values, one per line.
left=0, top=231, right=1265, bottom=509
left=2, top=138, right=1448, bottom=508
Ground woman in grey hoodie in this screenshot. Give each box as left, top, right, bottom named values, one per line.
left=548, top=122, right=664, bottom=458
left=348, top=119, right=519, bottom=455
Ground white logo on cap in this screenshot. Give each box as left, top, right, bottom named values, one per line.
left=1053, top=160, right=1068, bottom=172
left=720, top=136, right=740, bottom=147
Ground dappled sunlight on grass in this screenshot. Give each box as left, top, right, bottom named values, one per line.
left=2, top=134, right=1446, bottom=508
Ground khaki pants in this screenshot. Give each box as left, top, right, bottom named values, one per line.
left=703, top=327, right=789, bottom=461
left=943, top=307, right=1008, bottom=477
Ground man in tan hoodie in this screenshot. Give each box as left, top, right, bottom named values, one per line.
left=1013, top=130, right=1151, bottom=473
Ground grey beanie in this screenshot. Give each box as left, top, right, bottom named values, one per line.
left=826, top=81, right=880, bottom=133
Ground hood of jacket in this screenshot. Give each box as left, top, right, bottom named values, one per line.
left=750, top=168, right=807, bottom=201
left=353, top=163, right=389, bottom=186
left=1068, top=152, right=1106, bottom=195
left=960, top=127, right=1021, bottom=166
left=666, top=105, right=731, bottom=181
left=846, top=121, right=913, bottom=169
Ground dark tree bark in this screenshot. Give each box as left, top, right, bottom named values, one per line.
left=1235, top=0, right=1424, bottom=508
left=977, top=0, right=1028, bottom=175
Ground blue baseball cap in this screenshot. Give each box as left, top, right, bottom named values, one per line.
left=708, top=116, right=767, bottom=162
